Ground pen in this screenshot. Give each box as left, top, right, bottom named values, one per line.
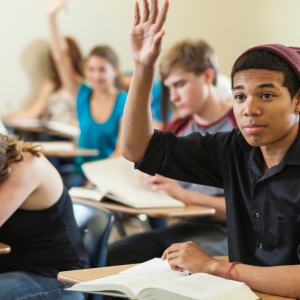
left=183, top=268, right=191, bottom=276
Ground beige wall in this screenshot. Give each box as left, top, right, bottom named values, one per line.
left=0, top=0, right=299, bottom=115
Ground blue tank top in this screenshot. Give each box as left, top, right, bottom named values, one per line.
left=75, top=83, right=127, bottom=171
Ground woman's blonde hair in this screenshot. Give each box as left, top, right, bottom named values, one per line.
left=0, top=134, right=42, bottom=183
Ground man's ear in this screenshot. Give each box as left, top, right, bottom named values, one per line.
left=203, top=68, right=215, bottom=86
left=294, top=89, right=300, bottom=113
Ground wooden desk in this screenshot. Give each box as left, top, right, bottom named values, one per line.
left=72, top=197, right=216, bottom=237
left=71, top=197, right=216, bottom=219
left=31, top=141, right=99, bottom=158
left=0, top=243, right=11, bottom=254
left=57, top=257, right=295, bottom=300
left=4, top=121, right=78, bottom=140
left=42, top=148, right=99, bottom=158
left=72, top=197, right=215, bottom=218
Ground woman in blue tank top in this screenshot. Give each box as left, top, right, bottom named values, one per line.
left=48, top=0, right=127, bottom=187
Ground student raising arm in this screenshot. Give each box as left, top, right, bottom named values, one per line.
left=47, top=0, right=127, bottom=188
left=121, top=0, right=169, bottom=162
left=123, top=0, right=300, bottom=298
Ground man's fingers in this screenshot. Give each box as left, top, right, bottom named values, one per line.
left=155, top=0, right=169, bottom=30
left=166, top=251, right=181, bottom=261
left=142, top=0, right=150, bottom=22
left=150, top=183, right=169, bottom=192
left=161, top=244, right=179, bottom=261
left=148, top=0, right=159, bottom=23
left=161, top=249, right=167, bottom=260
left=151, top=30, right=165, bottom=55
left=162, top=243, right=185, bottom=259
left=144, top=175, right=158, bottom=184
left=134, top=1, right=141, bottom=25
left=168, top=257, right=184, bottom=272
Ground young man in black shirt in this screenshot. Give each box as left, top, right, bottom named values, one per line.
left=120, top=0, right=300, bottom=298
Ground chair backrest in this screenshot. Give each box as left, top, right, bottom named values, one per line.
left=72, top=202, right=114, bottom=268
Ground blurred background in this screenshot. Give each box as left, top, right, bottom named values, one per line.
left=0, top=0, right=299, bottom=115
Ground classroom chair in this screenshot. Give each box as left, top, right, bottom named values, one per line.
left=73, top=202, right=114, bottom=300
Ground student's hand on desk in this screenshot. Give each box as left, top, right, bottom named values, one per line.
left=47, top=0, right=68, bottom=15
left=130, top=0, right=169, bottom=68
left=143, top=174, right=187, bottom=202
left=162, top=241, right=221, bottom=275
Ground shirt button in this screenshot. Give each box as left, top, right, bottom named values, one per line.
left=255, top=212, right=261, bottom=218
left=259, top=243, right=263, bottom=249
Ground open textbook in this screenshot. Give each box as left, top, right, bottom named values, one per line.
left=66, top=258, right=259, bottom=300
left=69, top=157, right=186, bottom=209
left=4, top=119, right=80, bottom=137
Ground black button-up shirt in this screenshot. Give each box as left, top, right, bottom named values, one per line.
left=135, top=128, right=300, bottom=266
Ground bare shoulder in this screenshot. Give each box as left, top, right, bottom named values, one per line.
left=10, top=152, right=46, bottom=177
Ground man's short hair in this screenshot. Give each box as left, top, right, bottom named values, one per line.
left=160, top=39, right=219, bottom=86
left=231, top=50, right=300, bottom=101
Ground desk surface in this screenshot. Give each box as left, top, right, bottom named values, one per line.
left=43, top=148, right=99, bottom=158
left=57, top=257, right=294, bottom=300
left=0, top=243, right=11, bottom=254
left=5, top=123, right=77, bottom=139
left=72, top=197, right=216, bottom=218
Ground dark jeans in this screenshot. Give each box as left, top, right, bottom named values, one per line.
left=0, top=271, right=85, bottom=300
left=106, top=218, right=228, bottom=266
left=149, top=217, right=166, bottom=229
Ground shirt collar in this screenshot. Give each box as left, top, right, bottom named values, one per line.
left=235, top=125, right=300, bottom=178
left=285, top=127, right=300, bottom=166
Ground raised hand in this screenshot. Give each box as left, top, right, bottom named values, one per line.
left=47, top=0, right=69, bottom=15
left=130, top=0, right=169, bottom=68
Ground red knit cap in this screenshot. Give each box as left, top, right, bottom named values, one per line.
left=234, top=44, right=300, bottom=82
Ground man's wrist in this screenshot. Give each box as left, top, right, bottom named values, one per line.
left=208, top=259, right=231, bottom=278
left=178, top=187, right=189, bottom=203
left=134, top=63, right=155, bottom=75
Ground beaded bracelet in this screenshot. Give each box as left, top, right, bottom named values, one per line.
left=224, top=262, right=243, bottom=279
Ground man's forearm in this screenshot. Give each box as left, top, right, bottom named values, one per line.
left=210, top=260, right=300, bottom=298
left=121, top=65, right=155, bottom=163
left=181, top=189, right=226, bottom=221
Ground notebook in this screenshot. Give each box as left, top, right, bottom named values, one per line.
left=69, top=157, right=186, bottom=209
left=66, top=258, right=260, bottom=300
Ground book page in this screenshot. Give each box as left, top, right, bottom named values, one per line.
left=107, top=187, right=185, bottom=208
left=121, top=258, right=180, bottom=274
left=140, top=273, right=247, bottom=300
left=46, top=121, right=80, bottom=137
left=82, top=157, right=143, bottom=190
left=82, top=157, right=185, bottom=208
left=66, top=270, right=184, bottom=298
left=69, top=187, right=106, bottom=201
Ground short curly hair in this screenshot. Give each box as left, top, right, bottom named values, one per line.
left=231, top=50, right=300, bottom=101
